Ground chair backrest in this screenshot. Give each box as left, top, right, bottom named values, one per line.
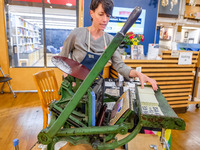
left=33, top=69, right=60, bottom=109
left=109, top=65, right=118, bottom=79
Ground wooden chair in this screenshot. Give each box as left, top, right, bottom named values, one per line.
left=0, top=66, right=16, bottom=98
left=109, top=65, right=119, bottom=79
left=33, top=69, right=60, bottom=129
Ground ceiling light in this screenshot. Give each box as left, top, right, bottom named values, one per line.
left=182, top=26, right=200, bottom=30
left=13, top=13, right=76, bottom=19
left=66, top=3, right=72, bottom=6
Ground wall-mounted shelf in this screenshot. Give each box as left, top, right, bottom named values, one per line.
left=185, top=0, right=200, bottom=20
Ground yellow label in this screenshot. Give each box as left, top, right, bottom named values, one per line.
left=117, top=23, right=136, bottom=27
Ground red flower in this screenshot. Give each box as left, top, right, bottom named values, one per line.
left=129, top=35, right=134, bottom=39
left=141, top=35, right=144, bottom=42
left=126, top=32, right=133, bottom=35
left=122, top=32, right=145, bottom=48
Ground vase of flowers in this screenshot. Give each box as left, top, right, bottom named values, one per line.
left=120, top=32, right=144, bottom=59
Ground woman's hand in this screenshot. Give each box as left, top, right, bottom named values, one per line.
left=129, top=70, right=158, bottom=91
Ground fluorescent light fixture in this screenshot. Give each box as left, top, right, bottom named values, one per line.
left=39, top=22, right=75, bottom=26
left=45, top=25, right=75, bottom=29
left=66, top=3, right=72, bottom=6
left=182, top=26, right=200, bottom=30
left=25, top=19, right=76, bottom=24
left=13, top=13, right=76, bottom=19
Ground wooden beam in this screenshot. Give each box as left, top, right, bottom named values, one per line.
left=161, top=88, right=192, bottom=93
left=159, top=84, right=193, bottom=89
left=163, top=92, right=191, bottom=97
left=166, top=96, right=190, bottom=101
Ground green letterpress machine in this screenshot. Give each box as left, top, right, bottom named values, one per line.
left=37, top=7, right=185, bottom=150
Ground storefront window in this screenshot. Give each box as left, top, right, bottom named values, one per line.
left=5, top=0, right=77, bottom=67
left=45, top=2, right=77, bottom=67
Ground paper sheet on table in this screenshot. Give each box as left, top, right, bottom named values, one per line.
left=137, top=86, right=154, bottom=94
left=106, top=102, right=116, bottom=110
left=105, top=81, right=116, bottom=87
left=139, top=93, right=159, bottom=106
left=137, top=86, right=158, bottom=106
left=141, top=105, right=164, bottom=116
left=105, top=88, right=120, bottom=97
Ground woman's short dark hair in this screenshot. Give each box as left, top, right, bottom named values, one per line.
left=90, top=0, right=114, bottom=16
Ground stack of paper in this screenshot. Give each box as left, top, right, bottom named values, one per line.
left=138, top=86, right=163, bottom=116
left=138, top=86, right=158, bottom=106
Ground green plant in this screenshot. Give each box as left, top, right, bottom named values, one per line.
left=122, top=51, right=127, bottom=55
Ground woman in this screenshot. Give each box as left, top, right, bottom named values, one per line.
left=59, top=0, right=158, bottom=91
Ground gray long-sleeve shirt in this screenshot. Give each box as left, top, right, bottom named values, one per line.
left=59, top=27, right=132, bottom=79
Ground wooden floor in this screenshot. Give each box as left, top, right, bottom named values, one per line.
left=0, top=93, right=43, bottom=150
left=0, top=93, right=200, bottom=150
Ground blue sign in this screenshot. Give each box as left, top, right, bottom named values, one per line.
left=104, top=7, right=146, bottom=34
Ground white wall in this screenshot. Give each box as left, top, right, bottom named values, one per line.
left=159, top=27, right=200, bottom=53
left=159, top=27, right=174, bottom=50
left=181, top=28, right=200, bottom=44
left=181, top=29, right=187, bottom=42
left=189, top=29, right=200, bottom=43
left=199, top=30, right=200, bottom=43
left=176, top=32, right=182, bottom=43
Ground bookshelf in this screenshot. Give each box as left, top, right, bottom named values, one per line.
left=11, top=14, right=43, bottom=66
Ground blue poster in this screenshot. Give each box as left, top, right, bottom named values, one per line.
left=104, top=7, right=146, bottom=34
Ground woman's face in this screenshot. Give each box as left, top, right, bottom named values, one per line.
left=90, top=3, right=111, bottom=31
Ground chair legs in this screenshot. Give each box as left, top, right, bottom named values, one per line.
left=0, top=67, right=16, bottom=98
left=0, top=81, right=16, bottom=98
left=6, top=81, right=16, bottom=98
left=0, top=82, right=5, bottom=93
left=43, top=111, right=48, bottom=129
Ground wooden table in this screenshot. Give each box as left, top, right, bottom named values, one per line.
left=116, top=133, right=163, bottom=150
